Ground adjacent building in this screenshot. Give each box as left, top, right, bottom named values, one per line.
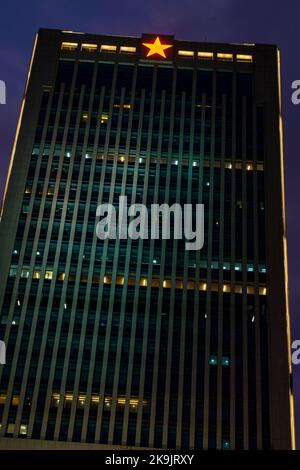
left=0, top=29, right=295, bottom=449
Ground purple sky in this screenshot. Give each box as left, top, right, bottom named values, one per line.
left=0, top=0, right=299, bottom=447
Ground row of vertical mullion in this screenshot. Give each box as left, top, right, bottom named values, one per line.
left=176, top=70, right=197, bottom=449
left=161, top=88, right=185, bottom=447
left=252, top=104, right=263, bottom=448
left=53, top=63, right=99, bottom=440
left=159, top=88, right=186, bottom=448
left=77, top=84, right=106, bottom=441
left=115, top=66, right=145, bottom=445
left=0, top=84, right=62, bottom=436
left=203, top=69, right=217, bottom=449
left=135, top=87, right=165, bottom=447
left=122, top=67, right=158, bottom=446
left=189, top=91, right=206, bottom=448
left=148, top=67, right=177, bottom=448
left=26, top=65, right=80, bottom=438
left=229, top=72, right=237, bottom=448
left=216, top=94, right=226, bottom=448
left=241, top=95, right=249, bottom=448
left=92, top=62, right=125, bottom=442
left=39, top=83, right=87, bottom=439
left=87, top=84, right=126, bottom=445
left=80, top=65, right=120, bottom=443
left=119, top=68, right=158, bottom=445
left=107, top=79, right=140, bottom=444
left=13, top=85, right=65, bottom=436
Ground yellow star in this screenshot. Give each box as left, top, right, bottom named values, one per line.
left=142, top=36, right=173, bottom=58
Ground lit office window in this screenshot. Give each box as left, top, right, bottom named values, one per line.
left=100, top=112, right=109, bottom=124
left=9, top=267, right=17, bottom=277
left=259, top=287, right=267, bottom=296
left=61, top=42, right=78, bottom=51
left=222, top=357, right=230, bottom=366
left=198, top=51, right=214, bottom=60
left=120, top=46, right=136, bottom=54
left=178, top=50, right=194, bottom=57
left=100, top=44, right=117, bottom=53
left=222, top=439, right=230, bottom=449
left=209, top=356, right=217, bottom=365
left=217, top=52, right=233, bottom=61
left=19, top=424, right=27, bottom=435
left=81, top=43, right=98, bottom=52
left=47, top=185, right=55, bottom=196
left=113, top=103, right=131, bottom=109
left=236, top=54, right=253, bottom=63
left=12, top=395, right=20, bottom=406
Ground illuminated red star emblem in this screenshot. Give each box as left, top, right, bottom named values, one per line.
left=142, top=36, right=173, bottom=58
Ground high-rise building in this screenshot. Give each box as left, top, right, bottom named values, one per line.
left=0, top=29, right=295, bottom=449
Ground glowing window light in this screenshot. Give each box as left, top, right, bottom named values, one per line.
left=61, top=42, right=78, bottom=51
left=260, top=287, right=267, bottom=296
left=120, top=46, right=136, bottom=54
left=198, top=51, right=214, bottom=60
left=100, top=44, right=117, bottom=52
left=19, top=424, right=27, bottom=435
left=223, top=439, right=230, bottom=449
left=100, top=113, right=109, bottom=124
left=209, top=356, right=217, bottom=365
left=222, top=357, right=230, bottom=366
left=217, top=53, right=233, bottom=61
left=12, top=395, right=20, bottom=406
left=81, top=43, right=97, bottom=52
left=114, top=103, right=132, bottom=109
left=236, top=54, right=253, bottom=63
left=178, top=50, right=194, bottom=57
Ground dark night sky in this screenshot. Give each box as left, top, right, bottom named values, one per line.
left=0, top=0, right=299, bottom=447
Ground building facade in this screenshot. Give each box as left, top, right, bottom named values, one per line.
left=0, top=29, right=295, bottom=449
